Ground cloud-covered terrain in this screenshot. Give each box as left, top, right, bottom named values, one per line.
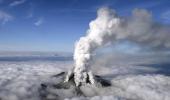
left=0, top=58, right=73, bottom=100
left=68, top=75, right=170, bottom=100
left=0, top=52, right=169, bottom=100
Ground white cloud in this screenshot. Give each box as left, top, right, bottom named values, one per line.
left=67, top=75, right=170, bottom=100
left=161, top=10, right=170, bottom=22
left=0, top=54, right=169, bottom=100
left=34, top=17, right=44, bottom=26
left=9, top=0, right=26, bottom=7
left=0, top=10, right=13, bottom=24
left=0, top=61, right=72, bottom=100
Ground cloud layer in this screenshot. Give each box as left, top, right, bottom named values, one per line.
left=0, top=53, right=169, bottom=100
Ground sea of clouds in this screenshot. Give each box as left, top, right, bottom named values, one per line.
left=0, top=58, right=72, bottom=100
left=0, top=52, right=169, bottom=100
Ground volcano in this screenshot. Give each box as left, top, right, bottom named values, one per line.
left=39, top=71, right=111, bottom=100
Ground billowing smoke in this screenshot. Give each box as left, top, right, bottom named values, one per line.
left=73, top=7, right=170, bottom=86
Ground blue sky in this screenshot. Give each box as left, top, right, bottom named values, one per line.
left=0, top=0, right=170, bottom=52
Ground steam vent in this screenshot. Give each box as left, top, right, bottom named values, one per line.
left=39, top=71, right=111, bottom=100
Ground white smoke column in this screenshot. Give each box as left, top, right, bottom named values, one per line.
left=67, top=7, right=170, bottom=86
left=73, top=8, right=121, bottom=86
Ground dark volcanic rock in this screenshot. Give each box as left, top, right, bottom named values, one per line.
left=39, top=72, right=112, bottom=100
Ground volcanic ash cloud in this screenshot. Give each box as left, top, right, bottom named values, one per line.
left=66, top=7, right=170, bottom=86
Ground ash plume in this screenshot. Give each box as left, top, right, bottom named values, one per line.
left=72, top=7, right=170, bottom=86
